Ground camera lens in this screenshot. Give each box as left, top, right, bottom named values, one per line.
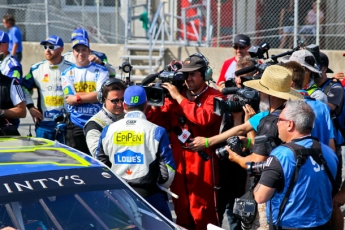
left=215, top=147, right=229, bottom=161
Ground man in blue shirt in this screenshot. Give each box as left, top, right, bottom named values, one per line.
left=254, top=100, right=338, bottom=229
left=0, top=31, right=22, bottom=80
left=2, top=14, right=22, bottom=62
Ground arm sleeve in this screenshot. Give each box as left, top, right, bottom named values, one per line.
left=96, top=69, right=109, bottom=91
left=155, top=126, right=176, bottom=188
left=258, top=156, right=284, bottom=191
left=96, top=125, right=111, bottom=167
left=84, top=121, right=103, bottom=158
left=10, top=79, right=26, bottom=106
left=7, top=67, right=22, bottom=80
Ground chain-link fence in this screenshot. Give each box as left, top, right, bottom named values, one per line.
left=0, top=0, right=344, bottom=50
left=176, top=0, right=345, bottom=50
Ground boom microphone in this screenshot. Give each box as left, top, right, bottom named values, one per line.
left=142, top=73, right=159, bottom=85
left=172, top=126, right=210, bottom=161
left=234, top=65, right=257, bottom=77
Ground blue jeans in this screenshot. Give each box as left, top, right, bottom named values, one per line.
left=145, top=193, right=172, bottom=221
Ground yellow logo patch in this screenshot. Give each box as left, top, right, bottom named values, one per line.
left=44, top=96, right=64, bottom=106
left=114, top=131, right=144, bottom=146
left=42, top=74, right=49, bottom=82
left=74, top=82, right=96, bottom=92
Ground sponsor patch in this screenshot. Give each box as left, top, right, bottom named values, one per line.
left=113, top=130, right=144, bottom=146
left=114, top=150, right=144, bottom=165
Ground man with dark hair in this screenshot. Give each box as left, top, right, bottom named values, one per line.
left=0, top=72, right=26, bottom=136
left=62, top=37, right=109, bottom=154
left=147, top=53, right=224, bottom=229
left=2, top=14, right=22, bottom=62
left=21, top=35, right=73, bottom=141
left=217, top=34, right=251, bottom=91
left=63, top=28, right=116, bottom=77
left=84, top=79, right=126, bottom=157
left=254, top=99, right=337, bottom=229
left=97, top=85, right=176, bottom=221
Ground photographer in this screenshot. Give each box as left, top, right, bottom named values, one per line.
left=84, top=78, right=126, bottom=157
left=146, top=54, right=224, bottom=229
left=253, top=100, right=337, bottom=229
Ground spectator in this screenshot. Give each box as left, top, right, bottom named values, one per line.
left=62, top=37, right=109, bottom=155
left=315, top=52, right=344, bottom=230
left=217, top=34, right=251, bottom=92
left=281, top=49, right=328, bottom=104
left=62, top=28, right=116, bottom=77
left=97, top=85, right=176, bottom=220
left=0, top=72, right=26, bottom=136
left=21, top=35, right=73, bottom=141
left=84, top=78, right=126, bottom=157
left=0, top=31, right=22, bottom=79
left=278, top=0, right=294, bottom=49
left=146, top=53, right=224, bottom=229
left=2, top=14, right=22, bottom=62
left=254, top=99, right=337, bottom=229
left=299, top=1, right=324, bottom=39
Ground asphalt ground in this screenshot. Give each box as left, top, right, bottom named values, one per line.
left=17, top=90, right=344, bottom=230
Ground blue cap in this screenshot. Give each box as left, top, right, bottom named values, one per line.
left=72, top=37, right=90, bottom=48
left=124, top=86, right=147, bottom=106
left=40, top=35, right=64, bottom=47
left=71, top=28, right=89, bottom=41
left=0, top=31, right=9, bottom=43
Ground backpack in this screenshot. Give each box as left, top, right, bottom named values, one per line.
left=322, top=79, right=345, bottom=141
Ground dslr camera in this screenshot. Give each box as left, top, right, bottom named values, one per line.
left=214, top=88, right=260, bottom=116
left=215, top=136, right=243, bottom=161
left=143, top=60, right=185, bottom=106
left=233, top=198, right=257, bottom=229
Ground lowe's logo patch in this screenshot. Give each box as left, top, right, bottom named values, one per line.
left=115, top=150, right=144, bottom=164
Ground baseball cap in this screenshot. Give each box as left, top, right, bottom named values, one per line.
left=233, top=34, right=250, bottom=47
left=124, top=85, right=147, bottom=106
left=72, top=37, right=90, bottom=49
left=281, top=50, right=321, bottom=74
left=40, top=35, right=64, bottom=47
left=319, top=52, right=333, bottom=73
left=0, top=31, right=9, bottom=43
left=179, top=55, right=208, bottom=72
left=71, top=28, right=89, bottom=41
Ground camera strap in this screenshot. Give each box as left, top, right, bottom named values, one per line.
left=269, top=138, right=335, bottom=230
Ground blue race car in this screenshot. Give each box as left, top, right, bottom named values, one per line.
left=0, top=136, right=183, bottom=230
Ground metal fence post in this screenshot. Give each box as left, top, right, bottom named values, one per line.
left=45, top=0, right=49, bottom=38
left=96, top=0, right=100, bottom=42
left=206, top=0, right=211, bottom=47
left=316, top=0, right=320, bottom=45
left=294, top=0, right=299, bottom=47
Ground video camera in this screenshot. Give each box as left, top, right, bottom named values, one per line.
left=234, top=42, right=300, bottom=78
left=142, top=60, right=185, bottom=106
left=214, top=88, right=260, bottom=116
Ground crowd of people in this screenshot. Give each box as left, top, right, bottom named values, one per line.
left=2, top=16, right=345, bottom=230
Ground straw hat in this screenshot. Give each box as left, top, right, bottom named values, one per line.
left=243, top=65, right=303, bottom=100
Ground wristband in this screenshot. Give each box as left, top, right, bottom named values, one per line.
left=246, top=138, right=251, bottom=149
left=76, top=95, right=82, bottom=104
left=205, top=138, right=209, bottom=148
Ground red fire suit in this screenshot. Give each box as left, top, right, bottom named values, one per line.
left=147, top=85, right=224, bottom=230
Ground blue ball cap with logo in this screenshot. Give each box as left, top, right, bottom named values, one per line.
left=0, top=31, right=9, bottom=43
left=71, top=28, right=89, bottom=41
left=40, top=35, right=64, bottom=47
left=124, top=86, right=147, bottom=106
left=72, top=37, right=90, bottom=49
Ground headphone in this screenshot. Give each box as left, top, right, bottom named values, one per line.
left=97, top=78, right=124, bottom=104
left=189, top=53, right=213, bottom=81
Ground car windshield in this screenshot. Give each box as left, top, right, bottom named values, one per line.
left=0, top=188, right=176, bottom=230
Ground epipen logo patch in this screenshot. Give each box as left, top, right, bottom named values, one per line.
left=44, top=96, right=64, bottom=107
left=74, top=82, right=96, bottom=92
left=43, top=74, right=50, bottom=82
left=113, top=131, right=144, bottom=146
left=114, top=150, right=144, bottom=165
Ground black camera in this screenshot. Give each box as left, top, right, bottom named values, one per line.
left=233, top=198, right=257, bottom=228
left=215, top=136, right=243, bottom=161
left=143, top=60, right=185, bottom=106
left=214, top=88, right=259, bottom=116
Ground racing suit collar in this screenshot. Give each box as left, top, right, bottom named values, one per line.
left=125, top=111, right=147, bottom=119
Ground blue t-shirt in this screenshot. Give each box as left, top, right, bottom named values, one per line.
left=8, top=26, right=23, bottom=53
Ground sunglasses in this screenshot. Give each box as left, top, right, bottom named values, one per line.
left=107, top=97, right=124, bottom=104
left=233, top=46, right=247, bottom=50
left=43, top=45, right=61, bottom=51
